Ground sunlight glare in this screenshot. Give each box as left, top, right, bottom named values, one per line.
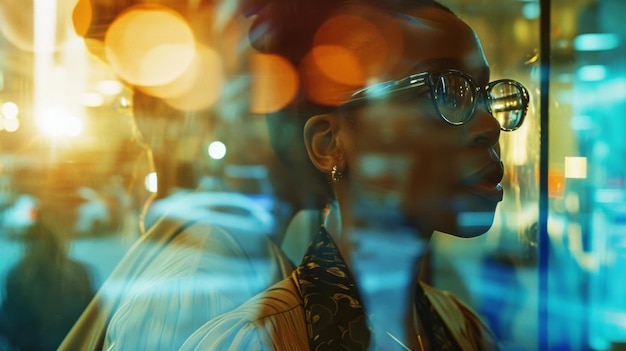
left=37, top=110, right=84, bottom=138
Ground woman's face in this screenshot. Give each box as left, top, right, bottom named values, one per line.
left=338, top=7, right=503, bottom=238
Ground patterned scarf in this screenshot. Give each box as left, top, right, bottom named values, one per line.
left=296, top=227, right=462, bottom=351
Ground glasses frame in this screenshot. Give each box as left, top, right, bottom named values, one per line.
left=341, top=69, right=530, bottom=132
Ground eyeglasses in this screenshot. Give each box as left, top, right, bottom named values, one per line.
left=341, top=69, right=530, bottom=131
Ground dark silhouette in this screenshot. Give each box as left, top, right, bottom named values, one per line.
left=0, top=220, right=95, bottom=351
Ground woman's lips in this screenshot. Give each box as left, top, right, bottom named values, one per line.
left=465, top=162, right=505, bottom=202
left=468, top=182, right=504, bottom=202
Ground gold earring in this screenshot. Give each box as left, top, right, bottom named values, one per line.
left=331, top=165, right=343, bottom=183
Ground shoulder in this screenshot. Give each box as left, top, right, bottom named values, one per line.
left=421, top=282, right=500, bottom=351
left=63, top=219, right=293, bottom=351
left=181, top=274, right=309, bottom=351
left=104, top=220, right=293, bottom=350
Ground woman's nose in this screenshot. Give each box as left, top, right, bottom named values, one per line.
left=469, top=106, right=501, bottom=147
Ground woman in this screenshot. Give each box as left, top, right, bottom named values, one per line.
left=181, top=0, right=529, bottom=350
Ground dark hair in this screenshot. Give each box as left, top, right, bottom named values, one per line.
left=246, top=0, right=454, bottom=208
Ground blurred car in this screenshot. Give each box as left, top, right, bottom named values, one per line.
left=143, top=191, right=276, bottom=236
left=1, top=194, right=38, bottom=238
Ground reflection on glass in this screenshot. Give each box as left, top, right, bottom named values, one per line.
left=0, top=0, right=624, bottom=350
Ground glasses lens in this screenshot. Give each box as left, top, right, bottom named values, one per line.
left=434, top=73, right=475, bottom=124
left=488, top=81, right=528, bottom=131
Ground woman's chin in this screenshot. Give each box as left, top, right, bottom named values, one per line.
left=438, top=211, right=497, bottom=238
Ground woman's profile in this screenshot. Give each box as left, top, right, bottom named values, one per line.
left=181, top=0, right=529, bottom=350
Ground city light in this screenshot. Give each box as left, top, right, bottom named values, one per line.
left=82, top=92, right=105, bottom=107
left=208, top=141, right=227, bottom=160
left=96, top=80, right=124, bottom=96
left=565, top=156, right=588, bottom=179
left=577, top=65, right=608, bottom=82
left=1, top=101, right=19, bottom=118
left=36, top=110, right=84, bottom=138
left=3, top=117, right=19, bottom=132
left=574, top=33, right=620, bottom=52
left=145, top=172, right=158, bottom=193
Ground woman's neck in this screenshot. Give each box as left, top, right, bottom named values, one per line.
left=327, top=200, right=431, bottom=350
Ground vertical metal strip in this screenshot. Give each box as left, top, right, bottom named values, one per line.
left=538, top=0, right=551, bottom=349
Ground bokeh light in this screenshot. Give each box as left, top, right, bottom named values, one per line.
left=565, top=156, right=588, bottom=179
left=104, top=5, right=196, bottom=87
left=3, top=117, right=19, bottom=132
left=208, top=141, right=227, bottom=160
left=72, top=0, right=92, bottom=37
left=301, top=6, right=404, bottom=106
left=2, top=101, right=19, bottom=119
left=82, top=92, right=105, bottom=107
left=0, top=0, right=34, bottom=51
left=548, top=169, right=565, bottom=199
left=154, top=45, right=224, bottom=112
left=299, top=48, right=355, bottom=106
left=250, top=53, right=299, bottom=114
left=145, top=172, right=158, bottom=193
left=0, top=0, right=76, bottom=52
left=36, top=110, right=83, bottom=138
left=310, top=45, right=364, bottom=87
left=313, top=16, right=378, bottom=86
left=313, top=7, right=403, bottom=82
left=97, top=80, right=124, bottom=96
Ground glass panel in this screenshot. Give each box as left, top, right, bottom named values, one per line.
left=0, top=1, right=622, bottom=350
left=0, top=0, right=536, bottom=350
left=548, top=0, right=626, bottom=350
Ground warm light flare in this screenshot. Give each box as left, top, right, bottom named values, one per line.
left=314, top=15, right=379, bottom=86
left=0, top=0, right=76, bottom=52
left=104, top=5, right=196, bottom=86
left=2, top=101, right=19, bottom=118
left=97, top=80, right=124, bottom=95
left=250, top=53, right=299, bottom=114
left=82, top=92, right=105, bottom=107
left=3, top=117, right=19, bottom=132
left=548, top=169, right=565, bottom=199
left=36, top=110, right=84, bottom=138
left=310, top=45, right=364, bottom=87
left=313, top=8, right=403, bottom=80
left=72, top=0, right=92, bottom=37
left=301, top=6, right=404, bottom=106
left=160, top=45, right=224, bottom=111
left=300, top=49, right=356, bottom=106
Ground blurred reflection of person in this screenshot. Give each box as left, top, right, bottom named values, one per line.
left=59, top=1, right=298, bottom=350
left=0, top=213, right=95, bottom=351
left=180, top=0, right=530, bottom=350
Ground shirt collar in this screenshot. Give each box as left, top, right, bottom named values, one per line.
left=295, top=226, right=463, bottom=351
left=295, top=226, right=370, bottom=350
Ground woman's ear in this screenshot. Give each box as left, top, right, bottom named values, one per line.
left=304, top=113, right=343, bottom=174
